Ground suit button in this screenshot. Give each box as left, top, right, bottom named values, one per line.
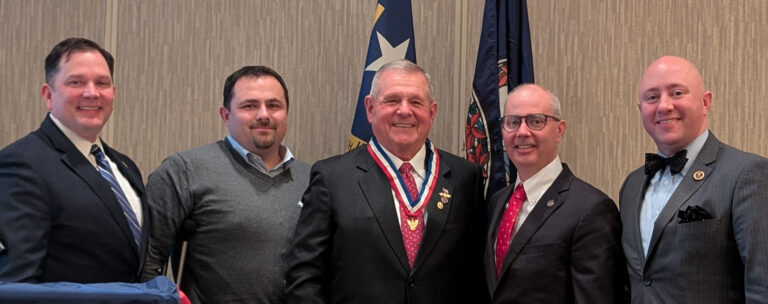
left=408, top=280, right=415, bottom=287
left=643, top=278, right=652, bottom=286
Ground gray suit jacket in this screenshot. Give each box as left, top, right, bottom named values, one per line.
left=620, top=132, right=768, bottom=303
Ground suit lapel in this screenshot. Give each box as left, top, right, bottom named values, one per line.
left=103, top=142, right=147, bottom=259
left=104, top=143, right=144, bottom=198
left=411, top=153, right=451, bottom=273
left=39, top=116, right=140, bottom=256
left=357, top=150, right=410, bottom=271
left=645, top=134, right=719, bottom=262
left=496, top=165, right=573, bottom=284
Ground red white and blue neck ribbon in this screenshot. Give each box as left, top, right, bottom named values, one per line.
left=367, top=137, right=440, bottom=215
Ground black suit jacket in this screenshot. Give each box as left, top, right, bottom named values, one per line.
left=285, top=146, right=487, bottom=304
left=0, top=115, right=149, bottom=283
left=485, top=164, right=625, bottom=303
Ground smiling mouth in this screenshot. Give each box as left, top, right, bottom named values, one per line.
left=78, top=106, right=100, bottom=110
left=515, top=144, right=534, bottom=149
left=657, top=118, right=679, bottom=125
left=392, top=123, right=415, bottom=128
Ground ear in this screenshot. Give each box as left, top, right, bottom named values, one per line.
left=555, top=119, right=566, bottom=143
left=701, top=90, right=712, bottom=115
left=429, top=100, right=437, bottom=120
left=219, top=106, right=230, bottom=125
left=365, top=95, right=374, bottom=122
left=41, top=83, right=53, bottom=111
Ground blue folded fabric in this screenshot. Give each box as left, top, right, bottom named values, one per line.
left=0, top=276, right=179, bottom=304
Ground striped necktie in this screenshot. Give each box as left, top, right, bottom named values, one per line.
left=90, top=145, right=142, bottom=247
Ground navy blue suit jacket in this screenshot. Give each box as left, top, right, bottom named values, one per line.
left=485, top=164, right=626, bottom=303
left=0, top=115, right=149, bottom=283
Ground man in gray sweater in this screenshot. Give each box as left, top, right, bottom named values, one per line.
left=141, top=66, right=310, bottom=304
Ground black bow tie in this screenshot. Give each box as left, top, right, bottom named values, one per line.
left=645, top=150, right=688, bottom=176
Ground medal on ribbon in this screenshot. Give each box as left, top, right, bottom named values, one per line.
left=367, top=137, right=440, bottom=229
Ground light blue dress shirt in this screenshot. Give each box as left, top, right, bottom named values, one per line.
left=639, top=130, right=709, bottom=256
left=226, top=134, right=295, bottom=177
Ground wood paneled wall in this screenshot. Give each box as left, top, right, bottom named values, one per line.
left=2, top=0, right=766, bottom=201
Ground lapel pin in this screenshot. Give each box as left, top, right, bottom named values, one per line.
left=438, top=188, right=451, bottom=208
left=546, top=200, right=555, bottom=207
left=693, top=170, right=705, bottom=181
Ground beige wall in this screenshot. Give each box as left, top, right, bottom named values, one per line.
left=2, top=0, right=766, bottom=202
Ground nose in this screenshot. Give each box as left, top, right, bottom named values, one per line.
left=255, top=104, right=270, bottom=121
left=657, top=94, right=674, bottom=113
left=516, top=120, right=532, bottom=136
left=395, top=100, right=412, bottom=116
left=82, top=82, right=99, bottom=98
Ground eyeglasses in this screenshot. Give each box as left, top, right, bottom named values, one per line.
left=500, top=114, right=560, bottom=132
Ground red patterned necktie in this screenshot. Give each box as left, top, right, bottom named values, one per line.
left=495, top=183, right=526, bottom=276
left=399, top=162, right=424, bottom=267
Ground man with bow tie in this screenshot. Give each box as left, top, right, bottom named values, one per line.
left=485, top=84, right=625, bottom=303
left=620, top=56, right=768, bottom=303
left=285, top=59, right=487, bottom=303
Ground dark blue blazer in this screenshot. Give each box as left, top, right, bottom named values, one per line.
left=0, top=115, right=149, bottom=283
left=485, top=164, right=626, bottom=303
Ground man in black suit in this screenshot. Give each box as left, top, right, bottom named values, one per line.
left=285, top=59, right=487, bottom=303
left=0, top=37, right=148, bottom=283
left=485, top=84, right=624, bottom=303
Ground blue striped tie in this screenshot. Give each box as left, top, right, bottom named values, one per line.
left=90, top=145, right=142, bottom=247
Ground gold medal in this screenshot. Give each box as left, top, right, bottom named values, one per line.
left=437, top=201, right=444, bottom=209
left=407, top=218, right=419, bottom=231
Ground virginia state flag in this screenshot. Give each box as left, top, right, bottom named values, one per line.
left=347, top=0, right=417, bottom=150
left=466, top=0, right=534, bottom=196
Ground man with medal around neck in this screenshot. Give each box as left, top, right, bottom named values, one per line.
left=285, top=59, right=487, bottom=303
left=620, top=56, right=768, bottom=303
left=486, top=84, right=625, bottom=303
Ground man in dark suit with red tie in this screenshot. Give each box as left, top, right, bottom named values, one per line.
left=485, top=84, right=625, bottom=303
left=0, top=38, right=148, bottom=283
left=285, top=59, right=487, bottom=303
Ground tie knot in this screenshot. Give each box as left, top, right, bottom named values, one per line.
left=90, top=144, right=104, bottom=159
left=399, top=162, right=413, bottom=175
left=645, top=149, right=688, bottom=176
left=512, top=183, right=527, bottom=201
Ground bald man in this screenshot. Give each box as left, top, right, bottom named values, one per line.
left=620, top=56, right=768, bottom=303
left=486, top=84, right=624, bottom=303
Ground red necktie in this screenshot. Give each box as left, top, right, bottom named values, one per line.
left=495, top=183, right=526, bottom=276
left=399, top=162, right=424, bottom=267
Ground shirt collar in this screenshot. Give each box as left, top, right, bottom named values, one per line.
left=379, top=143, right=427, bottom=180
left=50, top=114, right=103, bottom=166
left=226, top=134, right=294, bottom=173
left=513, top=155, right=563, bottom=206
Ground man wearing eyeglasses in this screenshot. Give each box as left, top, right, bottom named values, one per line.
left=484, top=84, right=625, bottom=303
